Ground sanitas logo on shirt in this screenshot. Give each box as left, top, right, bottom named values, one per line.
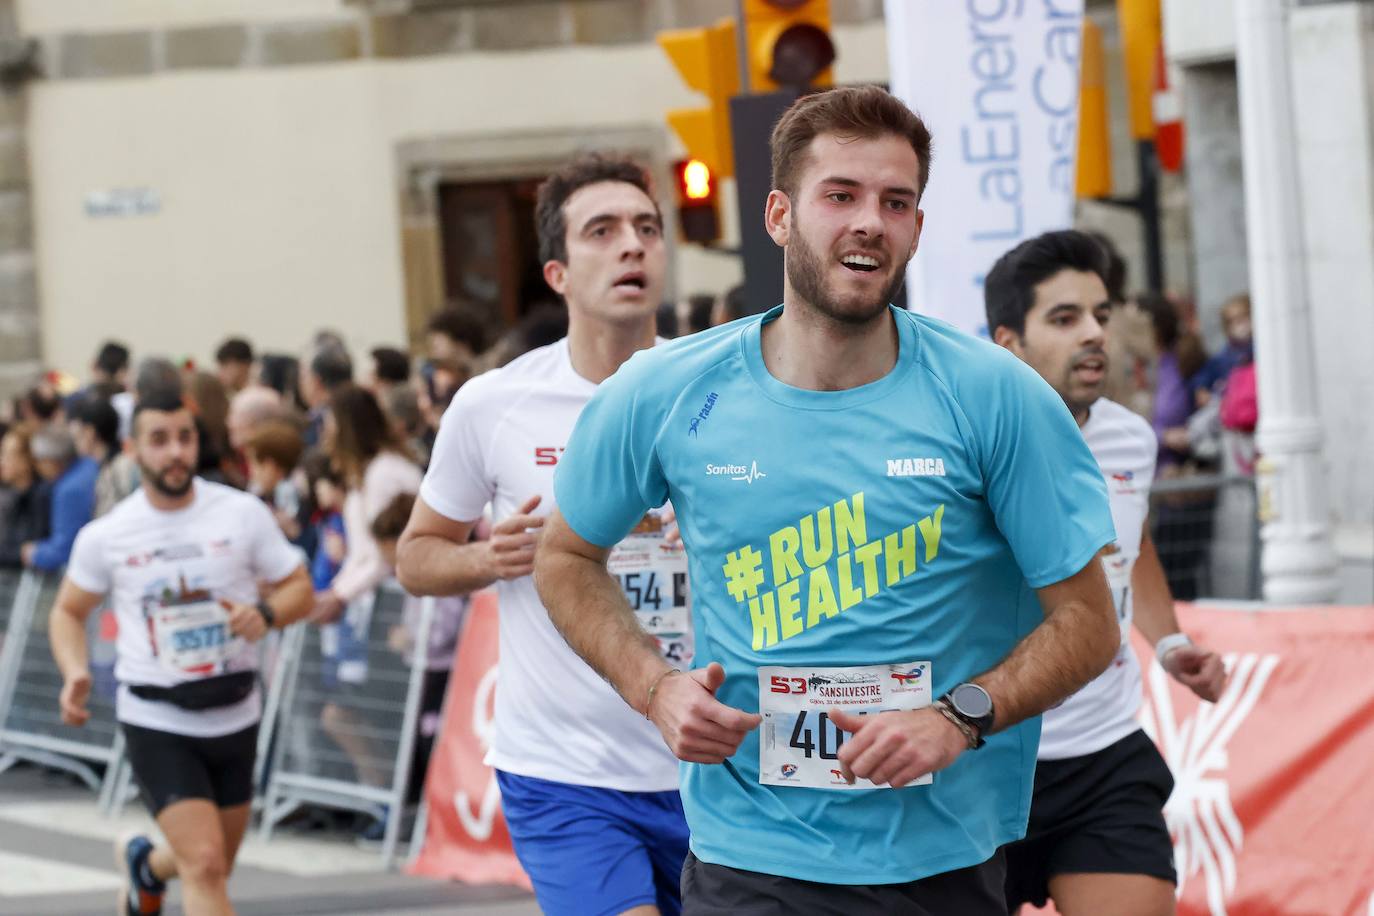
left=705, top=461, right=767, bottom=483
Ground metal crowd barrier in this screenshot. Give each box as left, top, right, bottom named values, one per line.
left=259, top=580, right=435, bottom=867
left=1149, top=473, right=1260, bottom=601
left=0, top=571, right=125, bottom=809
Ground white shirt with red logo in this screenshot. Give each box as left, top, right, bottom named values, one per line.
left=1037, top=398, right=1157, bottom=760
left=66, top=480, right=304, bottom=737
left=420, top=338, right=681, bottom=792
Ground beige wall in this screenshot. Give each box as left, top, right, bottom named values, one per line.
left=17, top=0, right=348, bottom=35
left=27, top=21, right=887, bottom=374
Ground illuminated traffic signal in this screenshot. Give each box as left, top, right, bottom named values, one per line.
left=674, top=158, right=721, bottom=245
left=658, top=18, right=740, bottom=178
left=1076, top=18, right=1111, bottom=198
left=742, top=0, right=835, bottom=92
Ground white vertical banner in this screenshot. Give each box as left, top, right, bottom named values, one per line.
left=885, top=0, right=1085, bottom=336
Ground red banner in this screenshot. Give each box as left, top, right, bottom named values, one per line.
left=408, top=591, right=530, bottom=890
left=1025, top=603, right=1374, bottom=916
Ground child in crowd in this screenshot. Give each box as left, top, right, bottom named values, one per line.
left=244, top=420, right=307, bottom=545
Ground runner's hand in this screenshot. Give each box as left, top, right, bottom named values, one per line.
left=483, top=494, right=545, bottom=581
left=648, top=662, right=761, bottom=764
left=224, top=599, right=269, bottom=642
left=661, top=507, right=681, bottom=547
left=1163, top=642, right=1228, bottom=702
left=59, top=671, right=92, bottom=726
left=829, top=706, right=966, bottom=788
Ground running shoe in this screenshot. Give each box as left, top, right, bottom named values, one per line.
left=115, top=832, right=165, bottom=916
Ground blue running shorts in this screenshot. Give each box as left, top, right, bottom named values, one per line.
left=496, top=770, right=689, bottom=916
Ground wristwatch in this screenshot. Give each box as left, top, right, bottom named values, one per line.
left=936, top=683, right=995, bottom=749
left=255, top=600, right=277, bottom=629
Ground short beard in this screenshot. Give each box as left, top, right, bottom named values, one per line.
left=142, top=463, right=194, bottom=498
left=785, top=211, right=905, bottom=326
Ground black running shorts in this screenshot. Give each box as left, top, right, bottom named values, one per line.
left=682, top=849, right=1007, bottom=915
left=121, top=721, right=259, bottom=816
left=1003, top=729, right=1177, bottom=911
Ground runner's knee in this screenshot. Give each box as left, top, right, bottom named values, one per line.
left=175, top=842, right=229, bottom=886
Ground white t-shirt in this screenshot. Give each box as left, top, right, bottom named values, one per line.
left=1037, top=398, right=1157, bottom=760
left=67, top=480, right=304, bottom=738
left=420, top=338, right=681, bottom=792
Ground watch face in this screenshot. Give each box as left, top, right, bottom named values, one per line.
left=951, top=683, right=992, bottom=719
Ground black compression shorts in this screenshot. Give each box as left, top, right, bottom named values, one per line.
left=121, top=721, right=259, bottom=816
left=681, top=849, right=1006, bottom=915
left=1003, top=729, right=1177, bottom=911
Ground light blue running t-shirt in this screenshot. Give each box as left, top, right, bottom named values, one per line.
left=554, top=305, right=1114, bottom=885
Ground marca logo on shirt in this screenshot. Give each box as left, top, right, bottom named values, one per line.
left=688, top=392, right=719, bottom=438
left=706, top=461, right=767, bottom=483
left=886, top=457, right=947, bottom=478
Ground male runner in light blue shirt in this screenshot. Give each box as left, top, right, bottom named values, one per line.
left=535, top=86, right=1120, bottom=914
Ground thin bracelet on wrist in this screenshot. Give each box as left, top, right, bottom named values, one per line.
left=644, top=669, right=681, bottom=721
left=933, top=699, right=979, bottom=750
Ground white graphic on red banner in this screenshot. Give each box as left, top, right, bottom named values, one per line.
left=1141, top=653, right=1279, bottom=916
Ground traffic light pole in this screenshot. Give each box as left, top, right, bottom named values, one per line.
left=730, top=90, right=800, bottom=314
left=1092, top=141, right=1164, bottom=294
left=735, top=0, right=751, bottom=93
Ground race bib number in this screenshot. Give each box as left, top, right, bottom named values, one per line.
left=759, top=662, right=933, bottom=790
left=150, top=600, right=236, bottom=676
left=608, top=531, right=692, bottom=666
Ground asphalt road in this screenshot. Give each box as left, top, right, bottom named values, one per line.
left=0, top=762, right=541, bottom=916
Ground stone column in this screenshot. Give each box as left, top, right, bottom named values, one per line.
left=1233, top=0, right=1340, bottom=603
left=0, top=0, right=41, bottom=400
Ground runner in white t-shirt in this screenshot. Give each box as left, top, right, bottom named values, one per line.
left=49, top=393, right=313, bottom=916
left=986, top=229, right=1229, bottom=916
left=396, top=154, right=688, bottom=916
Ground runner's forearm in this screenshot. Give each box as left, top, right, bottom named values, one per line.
left=49, top=603, right=91, bottom=680
left=535, top=545, right=669, bottom=716
left=974, top=561, right=1117, bottom=732
left=264, top=566, right=315, bottom=628
left=396, top=533, right=497, bottom=596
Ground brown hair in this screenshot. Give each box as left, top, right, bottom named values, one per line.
left=770, top=85, right=933, bottom=200
left=535, top=153, right=660, bottom=265
left=244, top=419, right=304, bottom=473
left=370, top=491, right=416, bottom=542
left=328, top=383, right=407, bottom=487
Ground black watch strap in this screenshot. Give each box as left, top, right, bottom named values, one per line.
left=255, top=600, right=276, bottom=629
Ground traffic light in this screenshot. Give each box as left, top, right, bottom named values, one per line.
left=1117, top=0, right=1161, bottom=141
left=742, top=0, right=835, bottom=92
left=674, top=158, right=721, bottom=245
left=1076, top=18, right=1112, bottom=198
left=657, top=18, right=740, bottom=178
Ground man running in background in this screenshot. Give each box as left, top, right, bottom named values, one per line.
left=397, top=154, right=690, bottom=916
left=49, top=390, right=313, bottom=916
left=534, top=86, right=1121, bottom=913
left=985, top=229, right=1229, bottom=916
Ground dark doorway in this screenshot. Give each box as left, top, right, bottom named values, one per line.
left=436, top=177, right=555, bottom=337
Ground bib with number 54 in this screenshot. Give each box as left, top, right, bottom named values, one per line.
left=759, top=661, right=933, bottom=790
left=608, top=531, right=692, bottom=666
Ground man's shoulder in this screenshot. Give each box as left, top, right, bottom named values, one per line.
left=902, top=309, right=1049, bottom=397
left=451, top=341, right=567, bottom=414
left=610, top=320, right=748, bottom=397
left=197, top=480, right=269, bottom=517
left=1084, top=399, right=1157, bottom=470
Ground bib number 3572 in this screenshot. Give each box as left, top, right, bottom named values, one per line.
left=758, top=662, right=933, bottom=790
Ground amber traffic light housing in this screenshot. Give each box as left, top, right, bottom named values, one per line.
left=674, top=158, right=721, bottom=245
